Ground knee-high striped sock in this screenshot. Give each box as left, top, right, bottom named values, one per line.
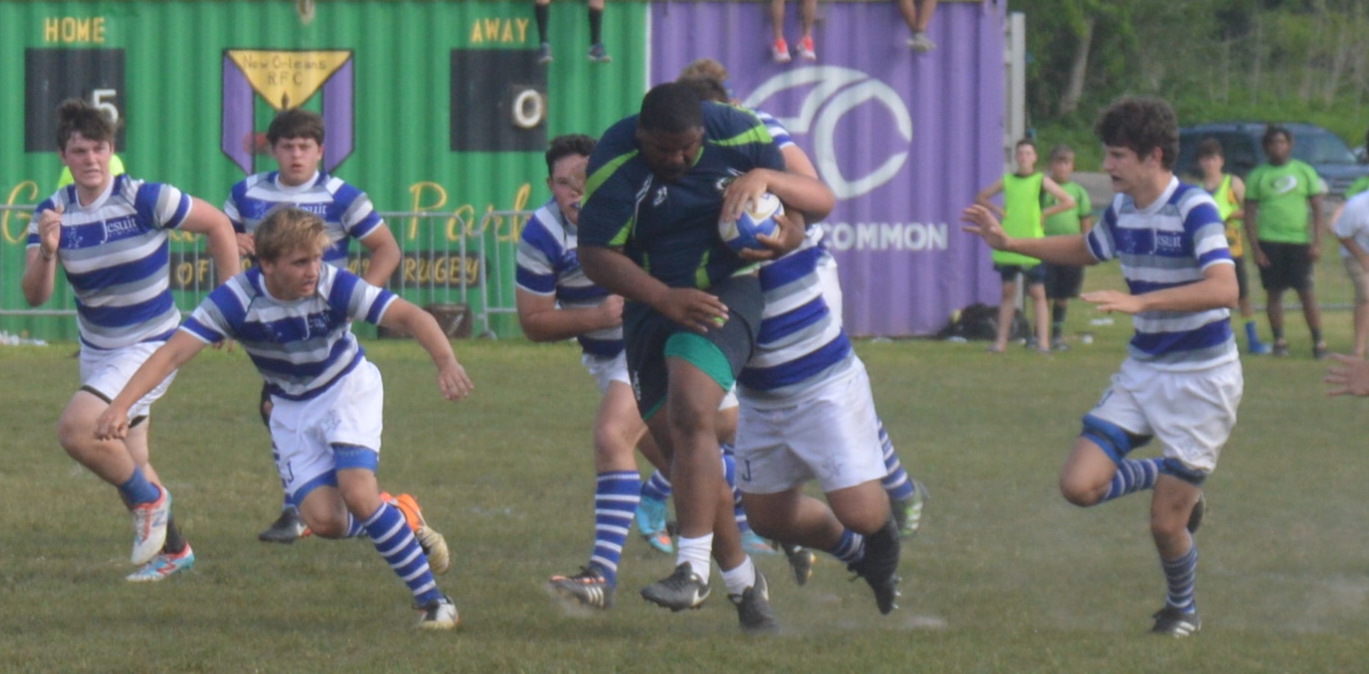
left=363, top=502, right=440, bottom=605
left=1160, top=541, right=1198, bottom=612
left=588, top=471, right=640, bottom=586
left=827, top=529, right=865, bottom=565
left=720, top=445, right=757, bottom=535
left=344, top=514, right=365, bottom=538
left=641, top=471, right=672, bottom=501
left=1101, top=458, right=1162, bottom=502
left=878, top=421, right=916, bottom=502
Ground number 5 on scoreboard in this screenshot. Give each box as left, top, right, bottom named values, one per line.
left=91, top=88, right=120, bottom=126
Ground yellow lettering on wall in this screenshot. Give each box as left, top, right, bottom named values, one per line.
left=469, top=17, right=529, bottom=44
left=43, top=16, right=107, bottom=44
left=407, top=182, right=449, bottom=240
left=4, top=182, right=39, bottom=245
left=404, top=180, right=538, bottom=244
left=449, top=205, right=475, bottom=241
left=482, top=17, right=502, bottom=41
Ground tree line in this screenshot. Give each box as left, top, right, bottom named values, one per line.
left=1017, top=0, right=1369, bottom=145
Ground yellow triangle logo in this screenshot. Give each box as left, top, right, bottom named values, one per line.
left=226, top=50, right=352, bottom=110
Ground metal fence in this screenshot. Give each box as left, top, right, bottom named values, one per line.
left=0, top=204, right=529, bottom=341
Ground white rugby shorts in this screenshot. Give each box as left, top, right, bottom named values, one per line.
left=80, top=341, right=177, bottom=419
left=1089, top=357, right=1243, bottom=475
left=734, top=359, right=885, bottom=494
left=271, top=359, right=384, bottom=500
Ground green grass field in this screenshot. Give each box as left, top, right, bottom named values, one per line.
left=4, top=281, right=1369, bottom=672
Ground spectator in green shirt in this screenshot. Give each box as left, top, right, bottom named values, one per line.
left=974, top=138, right=1077, bottom=354
left=1040, top=144, right=1093, bottom=351
left=1243, top=124, right=1328, bottom=358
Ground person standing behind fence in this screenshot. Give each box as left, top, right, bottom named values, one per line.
left=1196, top=138, right=1271, bottom=355
left=534, top=0, right=611, bottom=64
left=974, top=138, right=1077, bottom=354
left=223, top=107, right=403, bottom=544
left=1040, top=144, right=1093, bottom=351
left=1243, top=124, right=1328, bottom=359
left=23, top=98, right=241, bottom=582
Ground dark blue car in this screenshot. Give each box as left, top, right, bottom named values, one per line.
left=1176, top=122, right=1369, bottom=196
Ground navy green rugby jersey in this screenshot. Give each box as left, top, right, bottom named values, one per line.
left=577, top=101, right=785, bottom=290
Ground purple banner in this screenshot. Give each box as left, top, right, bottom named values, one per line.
left=650, top=1, right=1003, bottom=336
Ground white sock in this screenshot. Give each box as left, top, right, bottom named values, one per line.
left=676, top=534, right=713, bottom=584
left=720, top=555, right=757, bottom=596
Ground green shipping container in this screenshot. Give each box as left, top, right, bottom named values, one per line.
left=0, top=0, right=649, bottom=340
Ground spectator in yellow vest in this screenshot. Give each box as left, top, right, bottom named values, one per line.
left=974, top=138, right=1076, bottom=353
left=1196, top=138, right=1270, bottom=355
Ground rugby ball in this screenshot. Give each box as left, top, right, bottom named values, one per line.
left=719, top=193, right=783, bottom=253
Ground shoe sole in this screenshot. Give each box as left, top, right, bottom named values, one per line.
left=126, top=550, right=195, bottom=582
left=417, top=527, right=451, bottom=575
left=417, top=612, right=460, bottom=630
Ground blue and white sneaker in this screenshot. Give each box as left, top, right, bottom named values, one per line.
left=130, top=487, right=171, bottom=566
left=636, top=495, right=673, bottom=553
left=740, top=528, right=777, bottom=556
left=126, top=544, right=194, bottom=582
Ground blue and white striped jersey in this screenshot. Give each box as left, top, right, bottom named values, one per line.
left=223, top=171, right=384, bottom=268
left=30, top=174, right=191, bottom=350
left=752, top=109, right=795, bottom=150
left=1086, top=177, right=1237, bottom=370
left=515, top=199, right=621, bottom=357
left=180, top=264, right=397, bottom=400
left=739, top=237, right=854, bottom=402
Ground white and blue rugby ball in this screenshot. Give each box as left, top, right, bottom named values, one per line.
left=719, top=192, right=783, bottom=253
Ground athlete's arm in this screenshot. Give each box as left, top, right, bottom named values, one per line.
left=180, top=198, right=244, bottom=284
left=95, top=331, right=209, bottom=440
left=357, top=222, right=401, bottom=287
left=22, top=206, right=62, bottom=307
left=378, top=299, right=474, bottom=401
left=1083, top=262, right=1237, bottom=315
left=516, top=288, right=622, bottom=343
left=961, top=204, right=1096, bottom=266
left=720, top=168, right=835, bottom=225
left=579, top=246, right=728, bottom=334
